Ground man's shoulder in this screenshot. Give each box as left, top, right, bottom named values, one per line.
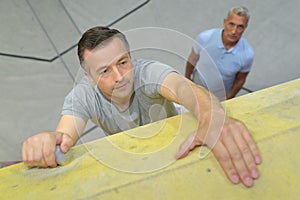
left=133, top=58, right=156, bottom=67
left=200, top=28, right=220, bottom=36
left=132, top=58, right=177, bottom=84
left=196, top=28, right=221, bottom=44
left=68, top=76, right=95, bottom=97
left=76, top=76, right=93, bottom=88
left=133, top=58, right=171, bottom=73
left=198, top=28, right=220, bottom=38
left=238, top=37, right=254, bottom=56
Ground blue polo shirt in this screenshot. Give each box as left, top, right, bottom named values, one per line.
left=192, top=28, right=254, bottom=99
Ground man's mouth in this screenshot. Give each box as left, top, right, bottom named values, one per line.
left=114, top=81, right=128, bottom=90
left=229, top=34, right=237, bottom=39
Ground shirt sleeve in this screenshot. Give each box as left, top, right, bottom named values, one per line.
left=138, top=61, right=178, bottom=97
left=61, top=82, right=92, bottom=122
left=241, top=45, right=254, bottom=72
left=193, top=33, right=203, bottom=55
left=192, top=29, right=214, bottom=55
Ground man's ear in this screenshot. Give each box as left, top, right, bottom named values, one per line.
left=84, top=71, right=96, bottom=86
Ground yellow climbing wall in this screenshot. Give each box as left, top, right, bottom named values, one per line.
left=0, top=79, right=299, bottom=200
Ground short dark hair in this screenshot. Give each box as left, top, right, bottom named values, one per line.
left=77, top=26, right=129, bottom=70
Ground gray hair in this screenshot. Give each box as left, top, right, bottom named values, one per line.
left=228, top=6, right=250, bottom=25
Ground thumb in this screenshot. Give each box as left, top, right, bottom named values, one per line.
left=175, top=131, right=201, bottom=159
left=55, top=131, right=64, bottom=145
left=59, top=133, right=75, bottom=153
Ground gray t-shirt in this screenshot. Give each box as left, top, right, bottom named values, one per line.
left=62, top=59, right=177, bottom=135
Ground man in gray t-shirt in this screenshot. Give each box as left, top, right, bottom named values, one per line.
left=62, top=59, right=177, bottom=135
left=22, top=26, right=261, bottom=187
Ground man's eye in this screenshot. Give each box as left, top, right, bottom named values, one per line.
left=120, top=61, right=127, bottom=65
left=237, top=25, right=245, bottom=30
left=100, top=69, right=108, bottom=75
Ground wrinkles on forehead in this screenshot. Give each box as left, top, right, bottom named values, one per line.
left=83, top=38, right=129, bottom=73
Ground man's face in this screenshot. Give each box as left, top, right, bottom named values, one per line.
left=223, top=12, right=248, bottom=44
left=84, top=37, right=134, bottom=104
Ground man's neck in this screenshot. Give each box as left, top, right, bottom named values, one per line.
left=114, top=101, right=130, bottom=112
left=223, top=40, right=238, bottom=50
left=222, top=33, right=238, bottom=50
left=111, top=93, right=134, bottom=112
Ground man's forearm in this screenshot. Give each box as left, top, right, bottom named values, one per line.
left=185, top=50, right=199, bottom=80
left=185, top=62, right=195, bottom=80
left=177, top=81, right=225, bottom=139
left=55, top=115, right=87, bottom=144
left=227, top=79, right=246, bottom=99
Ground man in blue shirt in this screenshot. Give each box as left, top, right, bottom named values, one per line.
left=185, top=6, right=254, bottom=100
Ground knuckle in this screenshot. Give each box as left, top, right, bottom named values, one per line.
left=232, top=150, right=243, bottom=161
left=41, top=132, right=53, bottom=140
left=23, top=158, right=29, bottom=164
left=23, top=137, right=34, bottom=146
left=44, top=148, right=54, bottom=157
left=216, top=153, right=231, bottom=163
left=46, top=159, right=57, bottom=167
left=222, top=126, right=229, bottom=134
left=33, top=154, right=43, bottom=163
left=240, top=146, right=250, bottom=155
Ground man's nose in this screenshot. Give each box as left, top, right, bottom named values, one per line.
left=231, top=26, right=237, bottom=34
left=112, top=66, right=123, bottom=82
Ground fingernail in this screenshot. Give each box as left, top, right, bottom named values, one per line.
left=244, top=177, right=253, bottom=187
left=63, top=144, right=69, bottom=151
left=230, top=175, right=240, bottom=184
left=255, top=156, right=261, bottom=164
left=251, top=169, right=259, bottom=179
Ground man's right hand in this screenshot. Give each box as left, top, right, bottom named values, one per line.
left=22, top=132, right=74, bottom=168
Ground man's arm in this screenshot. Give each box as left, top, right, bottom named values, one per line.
left=227, top=72, right=249, bottom=99
left=185, top=49, right=200, bottom=80
left=160, top=72, right=261, bottom=187
left=22, top=115, right=86, bottom=168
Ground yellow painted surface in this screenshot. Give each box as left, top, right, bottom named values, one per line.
left=0, top=79, right=299, bottom=200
